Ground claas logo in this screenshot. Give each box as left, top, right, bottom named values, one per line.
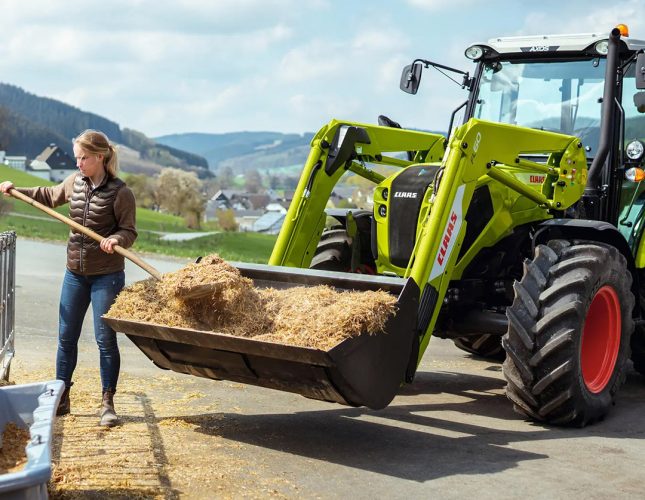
left=436, top=212, right=458, bottom=266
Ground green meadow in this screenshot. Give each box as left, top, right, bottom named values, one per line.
left=0, top=165, right=276, bottom=263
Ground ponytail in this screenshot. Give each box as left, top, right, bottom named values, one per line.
left=104, top=143, right=119, bottom=177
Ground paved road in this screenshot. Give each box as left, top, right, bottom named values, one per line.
left=9, top=239, right=645, bottom=498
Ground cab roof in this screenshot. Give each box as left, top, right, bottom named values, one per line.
left=477, top=32, right=645, bottom=57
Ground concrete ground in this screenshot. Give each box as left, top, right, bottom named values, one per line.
left=7, top=239, right=645, bottom=498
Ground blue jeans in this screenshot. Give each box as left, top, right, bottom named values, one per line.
left=56, top=269, right=124, bottom=393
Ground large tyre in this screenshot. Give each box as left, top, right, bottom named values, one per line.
left=453, top=335, right=505, bottom=361
left=502, top=239, right=634, bottom=427
left=310, top=229, right=352, bottom=271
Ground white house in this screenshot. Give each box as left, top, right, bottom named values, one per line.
left=26, top=159, right=52, bottom=181
left=31, top=144, right=76, bottom=182
left=5, top=155, right=27, bottom=171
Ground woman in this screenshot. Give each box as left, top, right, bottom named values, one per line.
left=0, top=129, right=137, bottom=427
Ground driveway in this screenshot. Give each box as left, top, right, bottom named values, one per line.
left=8, top=238, right=645, bottom=498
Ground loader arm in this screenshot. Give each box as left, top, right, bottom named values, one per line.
left=269, top=119, right=445, bottom=268
left=408, top=118, right=587, bottom=364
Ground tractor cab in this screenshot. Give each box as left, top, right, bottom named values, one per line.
left=462, top=28, right=645, bottom=165
left=402, top=26, right=645, bottom=236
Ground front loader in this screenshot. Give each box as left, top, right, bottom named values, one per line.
left=106, top=25, right=645, bottom=426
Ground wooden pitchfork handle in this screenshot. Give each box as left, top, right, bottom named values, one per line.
left=8, top=188, right=162, bottom=280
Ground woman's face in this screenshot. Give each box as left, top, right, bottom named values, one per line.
left=73, top=144, right=104, bottom=179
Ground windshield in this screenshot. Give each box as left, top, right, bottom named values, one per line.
left=473, top=59, right=606, bottom=158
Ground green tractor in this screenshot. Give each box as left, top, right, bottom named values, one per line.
left=107, top=26, right=645, bottom=426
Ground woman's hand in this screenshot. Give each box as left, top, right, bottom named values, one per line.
left=0, top=181, right=15, bottom=196
left=100, top=237, right=119, bottom=254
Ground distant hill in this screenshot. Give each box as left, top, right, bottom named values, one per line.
left=0, top=83, right=122, bottom=145
left=0, top=105, right=73, bottom=158
left=155, top=131, right=314, bottom=173
left=155, top=126, right=448, bottom=175
left=0, top=83, right=210, bottom=177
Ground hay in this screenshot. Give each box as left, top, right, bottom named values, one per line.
left=0, top=422, right=30, bottom=474
left=9, top=363, right=301, bottom=498
left=106, top=254, right=397, bottom=350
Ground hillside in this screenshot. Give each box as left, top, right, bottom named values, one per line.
left=0, top=106, right=72, bottom=158
left=155, top=131, right=314, bottom=173
left=0, top=83, right=210, bottom=177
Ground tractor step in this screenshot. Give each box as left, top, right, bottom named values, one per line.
left=104, top=264, right=419, bottom=409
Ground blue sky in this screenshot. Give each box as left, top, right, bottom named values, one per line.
left=0, top=0, right=643, bottom=138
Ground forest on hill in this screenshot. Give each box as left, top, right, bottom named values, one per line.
left=0, top=83, right=210, bottom=177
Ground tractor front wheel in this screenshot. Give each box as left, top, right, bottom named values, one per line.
left=453, top=335, right=505, bottom=361
left=631, top=326, right=645, bottom=376
left=502, top=239, right=634, bottom=426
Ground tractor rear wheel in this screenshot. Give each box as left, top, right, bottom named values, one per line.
left=502, top=239, right=634, bottom=426
left=453, top=335, right=505, bottom=361
left=310, top=229, right=353, bottom=271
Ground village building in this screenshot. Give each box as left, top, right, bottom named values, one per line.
left=4, top=155, right=27, bottom=171
left=30, top=144, right=76, bottom=182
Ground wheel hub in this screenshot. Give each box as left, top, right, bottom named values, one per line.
left=580, top=285, right=621, bottom=393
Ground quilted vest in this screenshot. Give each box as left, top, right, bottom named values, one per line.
left=67, top=174, right=126, bottom=275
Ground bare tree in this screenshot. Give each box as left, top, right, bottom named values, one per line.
left=216, top=208, right=238, bottom=232
left=126, top=173, right=159, bottom=210
left=217, top=166, right=235, bottom=189
left=244, top=169, right=263, bottom=194
left=157, top=168, right=205, bottom=229
left=0, top=197, right=11, bottom=217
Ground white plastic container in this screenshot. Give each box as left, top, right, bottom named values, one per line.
left=0, top=380, right=64, bottom=500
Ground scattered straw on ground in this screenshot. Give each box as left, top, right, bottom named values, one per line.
left=0, top=422, right=30, bottom=474
left=106, top=254, right=397, bottom=350
left=9, top=363, right=298, bottom=498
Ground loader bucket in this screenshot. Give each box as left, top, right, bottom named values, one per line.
left=103, top=264, right=420, bottom=410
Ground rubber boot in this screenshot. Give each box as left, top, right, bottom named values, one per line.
left=99, top=390, right=118, bottom=427
left=57, top=386, right=71, bottom=416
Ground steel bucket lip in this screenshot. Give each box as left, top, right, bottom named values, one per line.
left=232, top=261, right=408, bottom=293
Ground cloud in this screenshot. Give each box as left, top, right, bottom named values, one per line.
left=517, top=0, right=644, bottom=36
left=1, top=0, right=300, bottom=33
left=3, top=0, right=643, bottom=139
left=405, top=0, right=488, bottom=10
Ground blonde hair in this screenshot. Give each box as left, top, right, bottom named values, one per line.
left=73, top=129, right=119, bottom=177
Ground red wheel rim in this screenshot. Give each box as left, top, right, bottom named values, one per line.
left=581, top=285, right=621, bottom=393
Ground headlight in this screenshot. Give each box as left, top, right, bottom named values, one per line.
left=594, top=40, right=609, bottom=55
left=465, top=45, right=485, bottom=60
left=626, top=140, right=645, bottom=160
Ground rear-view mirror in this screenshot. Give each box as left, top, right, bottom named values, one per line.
left=400, top=63, right=422, bottom=94
left=636, top=52, right=645, bottom=90
left=634, top=92, right=645, bottom=113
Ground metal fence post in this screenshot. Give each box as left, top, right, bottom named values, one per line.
left=0, top=230, right=16, bottom=382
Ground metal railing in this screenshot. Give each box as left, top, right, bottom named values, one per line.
left=0, top=231, right=16, bottom=381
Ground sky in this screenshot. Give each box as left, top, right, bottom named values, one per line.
left=0, top=0, right=644, bottom=139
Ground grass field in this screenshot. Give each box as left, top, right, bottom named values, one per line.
left=0, top=165, right=277, bottom=263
